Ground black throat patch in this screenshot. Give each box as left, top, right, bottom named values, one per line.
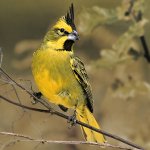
left=63, top=40, right=74, bottom=51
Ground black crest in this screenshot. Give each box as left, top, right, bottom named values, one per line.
left=65, top=3, right=76, bottom=30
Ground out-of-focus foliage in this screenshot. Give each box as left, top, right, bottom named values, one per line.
left=94, top=19, right=147, bottom=68
left=78, top=1, right=150, bottom=149
left=12, top=40, right=40, bottom=70
left=78, top=0, right=145, bottom=35
left=78, top=7, right=118, bottom=35
left=78, top=0, right=147, bottom=68
left=0, top=0, right=150, bottom=150
left=111, top=77, right=150, bottom=100
left=78, top=0, right=150, bottom=102
left=117, top=0, right=144, bottom=20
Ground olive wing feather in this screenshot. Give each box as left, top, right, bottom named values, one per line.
left=70, top=56, right=93, bottom=112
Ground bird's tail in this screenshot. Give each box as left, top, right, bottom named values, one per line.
left=77, top=107, right=106, bottom=143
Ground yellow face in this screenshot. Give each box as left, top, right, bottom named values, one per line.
left=44, top=17, right=78, bottom=51
left=53, top=18, right=73, bottom=33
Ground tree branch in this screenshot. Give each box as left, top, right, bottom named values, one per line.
left=0, top=131, right=135, bottom=150
left=0, top=68, right=144, bottom=150
left=125, top=0, right=150, bottom=62
left=135, top=11, right=150, bottom=62
left=0, top=2, right=146, bottom=149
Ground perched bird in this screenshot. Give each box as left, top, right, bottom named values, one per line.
left=32, top=4, right=106, bottom=143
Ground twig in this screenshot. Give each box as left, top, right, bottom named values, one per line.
left=125, top=1, right=150, bottom=62
left=0, top=2, right=147, bottom=149
left=139, top=32, right=150, bottom=62
left=135, top=11, right=150, bottom=62
left=0, top=68, right=52, bottom=110
left=0, top=131, right=135, bottom=150
left=11, top=85, right=24, bottom=109
left=0, top=68, right=144, bottom=150
left=0, top=94, right=144, bottom=150
left=0, top=140, right=17, bottom=150
left=125, top=0, right=135, bottom=16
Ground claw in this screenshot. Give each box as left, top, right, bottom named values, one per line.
left=68, top=110, right=77, bottom=127
left=32, top=92, right=42, bottom=104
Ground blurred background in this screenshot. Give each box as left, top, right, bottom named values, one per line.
left=0, top=0, right=150, bottom=149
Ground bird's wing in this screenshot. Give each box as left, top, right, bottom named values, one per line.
left=70, top=56, right=93, bottom=112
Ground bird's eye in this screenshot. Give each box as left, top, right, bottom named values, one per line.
left=60, top=28, right=65, bottom=32
left=56, top=28, right=69, bottom=36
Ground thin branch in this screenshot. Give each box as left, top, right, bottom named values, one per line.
left=0, top=68, right=144, bottom=150
left=0, top=68, right=52, bottom=110
left=125, top=0, right=135, bottom=16
left=0, top=131, right=135, bottom=150
left=0, top=140, right=17, bottom=150
left=125, top=1, right=150, bottom=62
left=0, top=2, right=147, bottom=149
left=0, top=94, right=144, bottom=150
left=139, top=32, right=150, bottom=62
left=0, top=94, right=50, bottom=113
left=11, top=85, right=22, bottom=107
left=135, top=11, right=150, bottom=62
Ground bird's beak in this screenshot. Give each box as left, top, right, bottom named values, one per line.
left=68, top=30, right=79, bottom=41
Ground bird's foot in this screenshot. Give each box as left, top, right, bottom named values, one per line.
left=31, top=92, right=42, bottom=104
left=68, top=110, right=77, bottom=127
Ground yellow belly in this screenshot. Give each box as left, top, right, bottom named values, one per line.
left=32, top=49, right=84, bottom=109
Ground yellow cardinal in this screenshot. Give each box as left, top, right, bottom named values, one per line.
left=32, top=4, right=106, bottom=143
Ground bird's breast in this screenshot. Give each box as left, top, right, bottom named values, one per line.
left=32, top=49, right=83, bottom=106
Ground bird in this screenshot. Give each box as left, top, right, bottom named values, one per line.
left=32, top=3, right=106, bottom=143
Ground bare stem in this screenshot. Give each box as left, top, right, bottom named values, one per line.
left=0, top=131, right=136, bottom=150
left=0, top=67, right=145, bottom=150
left=125, top=1, right=150, bottom=62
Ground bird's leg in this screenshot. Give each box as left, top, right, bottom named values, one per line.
left=32, top=92, right=42, bottom=104
left=68, top=109, right=77, bottom=127
left=58, top=91, right=77, bottom=126
left=68, top=102, right=79, bottom=127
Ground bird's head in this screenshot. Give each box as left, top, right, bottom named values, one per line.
left=43, top=4, right=79, bottom=51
